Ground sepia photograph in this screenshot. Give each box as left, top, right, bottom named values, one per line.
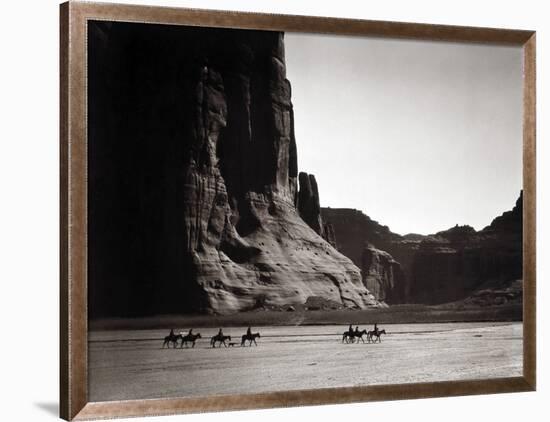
left=86, top=19, right=525, bottom=403
left=2, top=0, right=546, bottom=422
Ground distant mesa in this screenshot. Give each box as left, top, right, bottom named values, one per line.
left=322, top=191, right=523, bottom=306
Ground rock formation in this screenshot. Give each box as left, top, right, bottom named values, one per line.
left=297, top=172, right=338, bottom=247
left=406, top=193, right=523, bottom=304
left=88, top=22, right=379, bottom=317
left=362, top=245, right=405, bottom=303
left=321, top=208, right=402, bottom=265
left=297, top=172, right=324, bottom=236
left=322, top=192, right=523, bottom=304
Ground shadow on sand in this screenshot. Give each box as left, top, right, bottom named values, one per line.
left=34, top=402, right=58, bottom=418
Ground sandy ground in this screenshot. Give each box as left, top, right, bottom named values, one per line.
left=88, top=322, right=522, bottom=402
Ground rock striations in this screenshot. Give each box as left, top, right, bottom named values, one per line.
left=88, top=22, right=379, bottom=317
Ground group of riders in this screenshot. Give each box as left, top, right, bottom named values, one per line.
left=163, top=324, right=386, bottom=348
left=343, top=323, right=386, bottom=343
left=163, top=326, right=259, bottom=348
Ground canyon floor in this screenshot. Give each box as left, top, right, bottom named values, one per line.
left=89, top=321, right=522, bottom=402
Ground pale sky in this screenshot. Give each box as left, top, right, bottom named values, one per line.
left=285, top=33, right=523, bottom=235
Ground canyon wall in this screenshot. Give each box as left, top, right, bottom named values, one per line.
left=88, top=22, right=379, bottom=317
left=362, top=245, right=406, bottom=303
left=322, top=192, right=523, bottom=304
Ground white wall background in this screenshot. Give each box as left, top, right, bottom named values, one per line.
left=0, top=0, right=546, bottom=421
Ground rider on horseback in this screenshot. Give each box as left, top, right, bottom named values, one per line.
left=246, top=326, right=252, bottom=337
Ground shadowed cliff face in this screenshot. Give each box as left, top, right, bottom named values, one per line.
left=322, top=192, right=523, bottom=305
left=296, top=172, right=337, bottom=248
left=88, top=22, right=379, bottom=317
left=406, top=193, right=523, bottom=304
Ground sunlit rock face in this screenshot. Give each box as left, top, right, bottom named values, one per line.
left=88, top=22, right=380, bottom=317
left=362, top=245, right=405, bottom=304
left=181, top=31, right=380, bottom=313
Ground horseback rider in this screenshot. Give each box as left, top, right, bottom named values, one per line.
left=169, top=328, right=175, bottom=337
left=218, top=328, right=223, bottom=337
left=355, top=326, right=360, bottom=335
left=246, top=326, right=252, bottom=337
left=348, top=324, right=353, bottom=334
left=374, top=323, right=379, bottom=335
left=188, top=328, right=193, bottom=336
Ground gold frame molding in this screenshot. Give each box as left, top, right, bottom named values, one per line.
left=60, top=1, right=536, bottom=420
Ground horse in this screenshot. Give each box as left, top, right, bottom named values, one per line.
left=179, top=332, right=201, bottom=348
left=162, top=332, right=180, bottom=348
left=368, top=329, right=386, bottom=343
left=342, top=329, right=368, bottom=343
left=353, top=329, right=368, bottom=343
left=210, top=334, right=231, bottom=348
left=342, top=330, right=356, bottom=343
left=241, top=332, right=261, bottom=346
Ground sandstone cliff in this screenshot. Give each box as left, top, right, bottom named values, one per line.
left=362, top=245, right=405, bottom=303
left=297, top=172, right=338, bottom=247
left=322, top=192, right=523, bottom=305
left=406, top=193, right=523, bottom=304
left=88, top=22, right=379, bottom=317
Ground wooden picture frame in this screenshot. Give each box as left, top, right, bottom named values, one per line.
left=60, top=1, right=536, bottom=420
